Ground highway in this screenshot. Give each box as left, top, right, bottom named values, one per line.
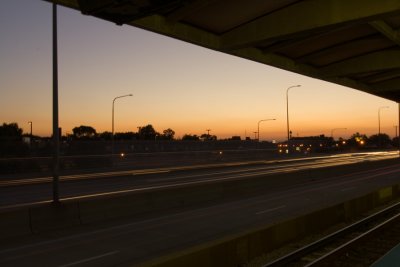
left=0, top=152, right=399, bottom=266
left=0, top=151, right=398, bottom=207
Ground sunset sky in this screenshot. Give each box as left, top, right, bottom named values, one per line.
left=1, top=0, right=399, bottom=141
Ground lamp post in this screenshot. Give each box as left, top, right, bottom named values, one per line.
left=378, top=106, right=389, bottom=136
left=28, top=121, right=33, bottom=144
left=112, top=94, right=132, bottom=157
left=257, top=119, right=276, bottom=141
left=286, top=85, right=301, bottom=153
left=52, top=3, right=60, bottom=203
left=330, top=128, right=347, bottom=139
left=398, top=103, right=400, bottom=157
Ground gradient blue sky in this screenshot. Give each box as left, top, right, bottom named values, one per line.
left=1, top=0, right=398, bottom=141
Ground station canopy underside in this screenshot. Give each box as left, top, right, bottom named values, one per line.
left=51, top=0, right=400, bottom=102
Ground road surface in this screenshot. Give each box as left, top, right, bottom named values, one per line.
left=0, top=151, right=397, bottom=207
left=0, top=151, right=399, bottom=266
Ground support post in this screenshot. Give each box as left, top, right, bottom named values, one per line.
left=52, top=3, right=60, bottom=203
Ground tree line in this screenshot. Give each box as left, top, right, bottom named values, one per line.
left=70, top=124, right=219, bottom=141
left=1, top=122, right=399, bottom=145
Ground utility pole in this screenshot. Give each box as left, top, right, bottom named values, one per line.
left=28, top=121, right=33, bottom=146
left=206, top=129, right=211, bottom=139
left=52, top=3, right=60, bottom=203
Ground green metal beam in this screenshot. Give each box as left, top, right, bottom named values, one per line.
left=46, top=0, right=79, bottom=9
left=364, top=69, right=400, bottom=83
left=221, top=0, right=400, bottom=50
left=372, top=77, right=400, bottom=91
left=166, top=0, right=217, bottom=23
left=369, top=20, right=400, bottom=47
left=130, top=14, right=221, bottom=50
left=321, top=50, right=400, bottom=77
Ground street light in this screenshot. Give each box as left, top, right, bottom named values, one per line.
left=331, top=128, right=347, bottom=139
left=378, top=106, right=389, bottom=136
left=52, top=3, right=60, bottom=203
left=28, top=121, right=33, bottom=143
left=286, top=85, right=301, bottom=152
left=112, top=94, right=132, bottom=157
left=257, top=119, right=276, bottom=141
left=398, top=103, right=400, bottom=157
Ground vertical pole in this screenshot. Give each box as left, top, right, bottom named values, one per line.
left=286, top=89, right=290, bottom=153
left=28, top=121, right=32, bottom=146
left=398, top=103, right=400, bottom=157
left=52, top=3, right=60, bottom=203
left=378, top=108, right=381, bottom=136
left=112, top=99, right=115, bottom=160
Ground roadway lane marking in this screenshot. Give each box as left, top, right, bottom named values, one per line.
left=58, top=250, right=119, bottom=267
left=256, top=205, right=286, bottom=215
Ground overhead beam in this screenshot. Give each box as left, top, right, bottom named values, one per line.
left=320, top=50, right=400, bottom=77
left=297, top=36, right=387, bottom=63
left=261, top=25, right=351, bottom=53
left=166, top=0, right=217, bottom=23
left=221, top=0, right=400, bottom=50
left=364, top=69, right=400, bottom=83
left=369, top=20, right=400, bottom=47
left=130, top=14, right=221, bottom=50
left=45, top=0, right=79, bottom=9
left=371, top=77, right=400, bottom=91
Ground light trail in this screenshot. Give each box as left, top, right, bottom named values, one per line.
left=0, top=151, right=397, bottom=187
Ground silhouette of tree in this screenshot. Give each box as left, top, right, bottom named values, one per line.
left=138, top=124, right=157, bottom=140
left=0, top=122, right=28, bottom=157
left=200, top=133, right=217, bottom=141
left=182, top=134, right=200, bottom=141
left=72, top=125, right=97, bottom=139
left=161, top=128, right=175, bottom=140
left=347, top=132, right=368, bottom=147
left=393, top=136, right=400, bottom=147
left=99, top=131, right=112, bottom=140
left=369, top=133, right=391, bottom=147
left=114, top=131, right=137, bottom=140
left=0, top=122, right=23, bottom=140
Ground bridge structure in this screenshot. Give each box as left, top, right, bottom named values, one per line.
left=49, top=0, right=400, bottom=102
